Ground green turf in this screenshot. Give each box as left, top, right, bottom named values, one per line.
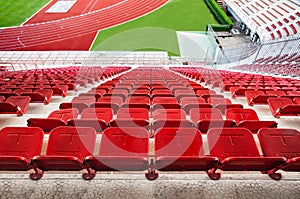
left=0, top=0, right=50, bottom=27
left=91, top=0, right=218, bottom=55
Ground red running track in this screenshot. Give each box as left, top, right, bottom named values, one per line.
left=25, top=0, right=123, bottom=24
left=0, top=0, right=169, bottom=51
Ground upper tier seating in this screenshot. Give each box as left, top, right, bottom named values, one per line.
left=225, top=0, right=300, bottom=41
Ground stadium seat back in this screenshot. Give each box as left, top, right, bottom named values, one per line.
left=207, top=128, right=260, bottom=160
left=0, top=127, right=44, bottom=159
left=47, top=127, right=96, bottom=160
left=99, top=127, right=148, bottom=156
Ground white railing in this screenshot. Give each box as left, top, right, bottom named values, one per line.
left=0, top=51, right=169, bottom=71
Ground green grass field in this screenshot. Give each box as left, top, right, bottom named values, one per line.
left=0, top=0, right=50, bottom=27
left=91, top=0, right=218, bottom=56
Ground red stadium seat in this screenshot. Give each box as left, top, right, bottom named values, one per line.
left=60, top=96, right=96, bottom=113
left=52, top=85, right=68, bottom=97
left=27, top=108, right=79, bottom=132
left=207, top=128, right=286, bottom=180
left=266, top=90, right=286, bottom=97
left=88, top=88, right=107, bottom=96
left=103, top=93, right=127, bottom=102
left=91, top=96, right=123, bottom=114
left=281, top=91, right=300, bottom=100
left=20, top=89, right=53, bottom=104
left=196, top=90, right=216, bottom=98
left=245, top=91, right=277, bottom=106
left=230, top=87, right=255, bottom=98
left=13, top=89, right=33, bottom=94
left=123, top=96, right=151, bottom=109
left=152, top=97, right=180, bottom=110
left=258, top=128, right=300, bottom=174
left=225, top=108, right=277, bottom=132
left=84, top=127, right=149, bottom=180
left=294, top=98, right=300, bottom=104
left=268, top=98, right=300, bottom=118
left=152, top=109, right=193, bottom=133
left=0, top=96, right=31, bottom=116
left=180, top=97, right=212, bottom=114
left=153, top=109, right=186, bottom=120
left=153, top=128, right=219, bottom=180
left=0, top=127, right=43, bottom=174
left=68, top=108, right=113, bottom=132
left=110, top=108, right=150, bottom=128
left=0, top=92, right=18, bottom=99
left=207, top=97, right=243, bottom=114
left=30, top=127, right=96, bottom=180
left=190, top=108, right=235, bottom=133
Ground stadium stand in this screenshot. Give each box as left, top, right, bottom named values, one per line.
left=0, top=64, right=299, bottom=197
left=224, top=0, right=300, bottom=42
left=0, top=0, right=299, bottom=197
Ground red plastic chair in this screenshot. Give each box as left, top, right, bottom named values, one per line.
left=152, top=109, right=193, bottom=133
left=110, top=108, right=150, bottom=128
left=180, top=97, right=211, bottom=114
left=68, top=108, right=113, bottom=132
left=153, top=128, right=219, bottom=180
left=20, top=89, right=53, bottom=104
left=258, top=128, right=300, bottom=174
left=27, top=108, right=79, bottom=132
left=91, top=96, right=123, bottom=114
left=31, top=127, right=96, bottom=180
left=123, top=96, right=151, bottom=109
left=268, top=98, right=300, bottom=118
left=60, top=96, right=96, bottom=113
left=84, top=127, right=149, bottom=180
left=207, top=97, right=243, bottom=114
left=225, top=108, right=277, bottom=132
left=190, top=108, right=235, bottom=133
left=0, top=96, right=31, bottom=116
left=245, top=91, right=277, bottom=106
left=0, top=127, right=43, bottom=174
left=152, top=97, right=180, bottom=110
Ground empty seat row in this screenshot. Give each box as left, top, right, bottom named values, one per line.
left=27, top=107, right=277, bottom=135
left=0, top=126, right=299, bottom=181
left=0, top=89, right=53, bottom=104
left=245, top=90, right=300, bottom=106
left=171, top=67, right=300, bottom=118
left=0, top=85, right=68, bottom=98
